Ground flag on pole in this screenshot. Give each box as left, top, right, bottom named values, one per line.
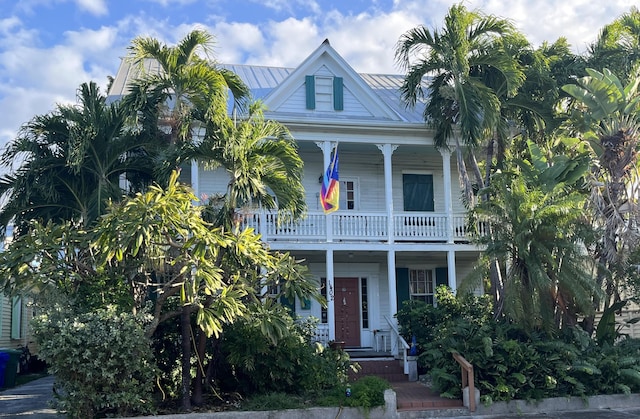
left=320, top=147, right=339, bottom=214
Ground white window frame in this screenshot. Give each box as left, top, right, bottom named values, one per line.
left=339, top=177, right=359, bottom=211
left=409, top=268, right=435, bottom=305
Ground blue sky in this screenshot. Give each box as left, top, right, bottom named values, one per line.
left=0, top=0, right=636, bottom=152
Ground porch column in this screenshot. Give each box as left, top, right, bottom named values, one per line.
left=377, top=144, right=398, bottom=243
left=191, top=160, right=199, bottom=200
left=316, top=141, right=337, bottom=242
left=440, top=150, right=454, bottom=243
left=447, top=249, right=457, bottom=295
left=326, top=249, right=336, bottom=341
left=387, top=250, right=397, bottom=316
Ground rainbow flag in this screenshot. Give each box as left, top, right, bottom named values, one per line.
left=320, top=148, right=339, bottom=214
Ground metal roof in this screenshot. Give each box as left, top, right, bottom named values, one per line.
left=109, top=60, right=427, bottom=124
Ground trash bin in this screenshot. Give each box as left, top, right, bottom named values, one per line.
left=0, top=349, right=20, bottom=388
left=0, top=352, right=8, bottom=388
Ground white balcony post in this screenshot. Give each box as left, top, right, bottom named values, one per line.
left=447, top=249, right=457, bottom=295
left=191, top=160, right=199, bottom=199
left=317, top=141, right=337, bottom=242
left=440, top=149, right=454, bottom=243
left=377, top=144, right=397, bottom=243
left=326, top=249, right=336, bottom=341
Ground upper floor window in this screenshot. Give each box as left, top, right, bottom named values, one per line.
left=305, top=75, right=344, bottom=111
left=340, top=179, right=357, bottom=210
left=403, top=174, right=434, bottom=211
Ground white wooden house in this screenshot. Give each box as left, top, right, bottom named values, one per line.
left=109, top=40, right=484, bottom=355
left=0, top=225, right=31, bottom=351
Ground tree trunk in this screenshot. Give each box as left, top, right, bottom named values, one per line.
left=180, top=305, right=192, bottom=411
left=191, top=329, right=208, bottom=406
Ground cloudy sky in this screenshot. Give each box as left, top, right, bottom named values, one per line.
left=0, top=0, right=636, bottom=151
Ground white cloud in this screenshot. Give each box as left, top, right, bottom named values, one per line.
left=75, top=0, right=107, bottom=16
left=143, top=0, right=197, bottom=6
left=15, top=0, right=108, bottom=16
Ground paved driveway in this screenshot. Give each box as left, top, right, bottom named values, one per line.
left=0, top=375, right=61, bottom=418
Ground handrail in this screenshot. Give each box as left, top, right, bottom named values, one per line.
left=384, top=315, right=410, bottom=374
left=452, top=352, right=476, bottom=412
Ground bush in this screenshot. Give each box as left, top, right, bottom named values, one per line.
left=32, top=306, right=157, bottom=418
left=220, top=311, right=351, bottom=395
left=396, top=287, right=640, bottom=404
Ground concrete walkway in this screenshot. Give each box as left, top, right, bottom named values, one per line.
left=0, top=375, right=61, bottom=418
left=2, top=375, right=640, bottom=419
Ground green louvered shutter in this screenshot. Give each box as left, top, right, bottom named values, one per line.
left=333, top=77, right=343, bottom=110
left=305, top=75, right=316, bottom=109
left=435, top=267, right=449, bottom=288
left=280, top=295, right=296, bottom=314
left=11, top=296, right=22, bottom=339
left=396, top=268, right=410, bottom=310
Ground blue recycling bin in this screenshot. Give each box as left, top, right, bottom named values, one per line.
left=0, top=349, right=20, bottom=388
left=0, top=352, right=9, bottom=388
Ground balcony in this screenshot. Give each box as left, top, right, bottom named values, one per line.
left=240, top=211, right=481, bottom=243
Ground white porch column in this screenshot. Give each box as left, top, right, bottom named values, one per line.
left=316, top=141, right=337, bottom=242
left=191, top=160, right=199, bottom=199
left=447, top=249, right=457, bottom=295
left=377, top=144, right=398, bottom=243
left=387, top=250, right=397, bottom=316
left=440, top=150, right=454, bottom=243
left=326, top=249, right=336, bottom=341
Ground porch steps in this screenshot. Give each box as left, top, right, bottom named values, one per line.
left=346, top=352, right=464, bottom=413
left=349, top=358, right=407, bottom=383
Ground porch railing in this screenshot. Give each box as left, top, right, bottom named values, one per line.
left=240, top=211, right=477, bottom=242
left=384, top=315, right=410, bottom=375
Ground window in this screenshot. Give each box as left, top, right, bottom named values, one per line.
left=320, top=277, right=328, bottom=323
left=361, top=278, right=369, bottom=329
left=305, top=75, right=344, bottom=111
left=403, top=174, right=434, bottom=211
left=340, top=179, right=357, bottom=210
left=409, top=269, right=434, bottom=305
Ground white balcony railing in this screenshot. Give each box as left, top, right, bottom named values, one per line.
left=241, top=211, right=477, bottom=243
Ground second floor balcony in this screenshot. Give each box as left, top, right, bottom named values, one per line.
left=241, top=211, right=484, bottom=243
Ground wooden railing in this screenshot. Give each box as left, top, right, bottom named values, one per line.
left=384, top=315, right=410, bottom=375
left=240, top=211, right=478, bottom=243
left=452, top=352, right=476, bottom=412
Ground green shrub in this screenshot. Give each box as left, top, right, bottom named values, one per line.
left=32, top=306, right=157, bottom=418
left=220, top=312, right=351, bottom=395
left=396, top=287, right=640, bottom=404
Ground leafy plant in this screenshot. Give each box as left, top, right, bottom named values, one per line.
left=32, top=305, right=157, bottom=418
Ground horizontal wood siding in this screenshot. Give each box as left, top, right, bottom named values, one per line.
left=0, top=294, right=9, bottom=348
left=197, top=147, right=464, bottom=216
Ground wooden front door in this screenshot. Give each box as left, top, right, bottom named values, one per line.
left=334, top=277, right=360, bottom=347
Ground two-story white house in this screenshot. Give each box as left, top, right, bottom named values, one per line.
left=109, top=39, right=483, bottom=353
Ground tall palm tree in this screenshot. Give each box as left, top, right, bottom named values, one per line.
left=562, top=67, right=640, bottom=326
left=0, top=82, right=153, bottom=235
left=395, top=4, right=524, bottom=202
left=395, top=4, right=524, bottom=315
left=122, top=29, right=250, bottom=149
left=588, top=7, right=640, bottom=84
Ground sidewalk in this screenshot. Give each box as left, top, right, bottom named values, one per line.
left=2, top=375, right=640, bottom=419
left=0, top=375, right=61, bottom=418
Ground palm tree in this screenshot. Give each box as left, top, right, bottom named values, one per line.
left=122, top=29, right=250, bottom=149
left=562, top=67, right=640, bottom=329
left=395, top=4, right=524, bottom=202
left=0, top=82, right=153, bottom=235
left=395, top=4, right=524, bottom=315
left=186, top=102, right=306, bottom=228
left=588, top=7, right=640, bottom=84
left=469, top=140, right=597, bottom=332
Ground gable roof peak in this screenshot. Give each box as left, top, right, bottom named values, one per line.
left=322, top=38, right=330, bottom=45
